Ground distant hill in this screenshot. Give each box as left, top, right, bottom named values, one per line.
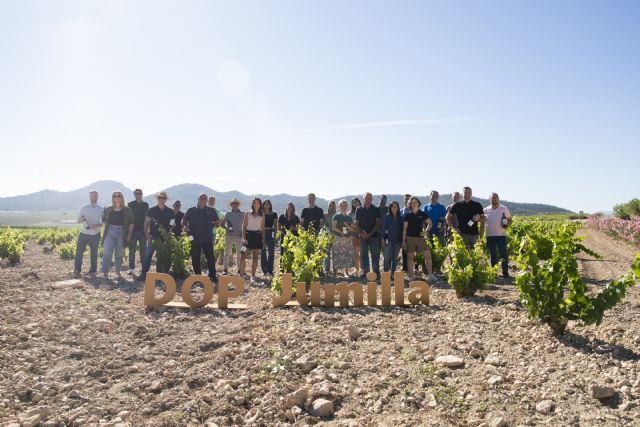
left=0, top=181, right=571, bottom=217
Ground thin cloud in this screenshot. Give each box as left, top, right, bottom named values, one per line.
left=250, top=118, right=467, bottom=135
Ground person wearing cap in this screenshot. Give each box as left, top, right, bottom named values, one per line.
left=172, top=200, right=184, bottom=237
left=127, top=188, right=149, bottom=274
left=74, top=190, right=103, bottom=277
left=183, top=193, right=219, bottom=282
left=139, top=191, right=175, bottom=281
left=221, top=198, right=244, bottom=275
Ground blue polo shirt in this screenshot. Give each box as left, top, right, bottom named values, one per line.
left=422, top=203, right=447, bottom=235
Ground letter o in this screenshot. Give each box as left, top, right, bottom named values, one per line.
left=181, top=275, right=214, bottom=308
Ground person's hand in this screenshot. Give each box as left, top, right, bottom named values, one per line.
left=472, top=214, right=480, bottom=222
left=243, top=240, right=248, bottom=245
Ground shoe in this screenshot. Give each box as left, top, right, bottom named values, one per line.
left=223, top=269, right=229, bottom=275
left=250, top=276, right=256, bottom=283
left=127, top=269, right=134, bottom=275
left=73, top=270, right=81, bottom=279
left=102, top=273, right=109, bottom=282
left=116, top=273, right=123, bottom=281
left=136, top=273, right=146, bottom=282
left=426, top=274, right=437, bottom=284
left=209, top=276, right=218, bottom=284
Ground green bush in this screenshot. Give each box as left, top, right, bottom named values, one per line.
left=613, top=198, right=640, bottom=220
left=58, top=242, right=77, bottom=260
left=156, top=228, right=190, bottom=278
left=516, top=226, right=639, bottom=335
left=271, top=228, right=332, bottom=295
left=0, top=228, right=28, bottom=263
left=446, top=233, right=499, bottom=297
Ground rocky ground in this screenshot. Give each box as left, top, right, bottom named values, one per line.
left=1, top=228, right=639, bottom=426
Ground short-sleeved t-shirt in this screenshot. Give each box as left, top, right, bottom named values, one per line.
left=184, top=206, right=219, bottom=243
left=404, top=210, right=430, bottom=237
left=146, top=206, right=175, bottom=240
left=449, top=200, right=484, bottom=235
left=224, top=210, right=244, bottom=237
left=128, top=200, right=149, bottom=231
left=422, top=203, right=448, bottom=235
left=264, top=212, right=278, bottom=228
left=279, top=214, right=300, bottom=236
left=484, top=204, right=511, bottom=237
left=332, top=213, right=353, bottom=236
left=301, top=206, right=324, bottom=232
left=356, top=205, right=381, bottom=236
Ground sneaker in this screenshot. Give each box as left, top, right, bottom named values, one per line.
left=115, top=273, right=123, bottom=281
left=223, top=269, right=229, bottom=275
left=250, top=276, right=256, bottom=283
left=127, top=269, right=134, bottom=275
left=102, top=273, right=109, bottom=282
left=73, top=270, right=81, bottom=279
left=136, top=273, right=146, bottom=282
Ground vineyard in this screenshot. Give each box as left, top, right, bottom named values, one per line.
left=1, top=216, right=640, bottom=425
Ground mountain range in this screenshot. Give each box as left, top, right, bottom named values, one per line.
left=0, top=181, right=571, bottom=216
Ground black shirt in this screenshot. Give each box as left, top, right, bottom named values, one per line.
left=404, top=210, right=430, bottom=237
left=173, top=211, right=184, bottom=237
left=128, top=200, right=149, bottom=231
left=449, top=200, right=484, bottom=235
left=184, top=206, right=219, bottom=243
left=264, top=212, right=278, bottom=228
left=279, top=214, right=300, bottom=236
left=355, top=205, right=381, bottom=237
left=301, top=206, right=324, bottom=232
left=108, top=209, right=124, bottom=226
left=146, top=206, right=175, bottom=240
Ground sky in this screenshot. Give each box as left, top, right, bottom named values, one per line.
left=0, top=0, right=638, bottom=213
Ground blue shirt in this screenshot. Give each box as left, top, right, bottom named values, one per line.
left=422, top=203, right=447, bottom=235
left=400, top=207, right=411, bottom=218
left=380, top=213, right=403, bottom=244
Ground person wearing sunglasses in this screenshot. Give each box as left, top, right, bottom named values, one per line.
left=101, top=191, right=134, bottom=281
left=139, top=191, right=174, bottom=281
left=127, top=188, right=149, bottom=275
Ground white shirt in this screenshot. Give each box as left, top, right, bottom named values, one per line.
left=78, top=204, right=104, bottom=236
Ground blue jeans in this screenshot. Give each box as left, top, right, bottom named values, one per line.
left=102, top=225, right=124, bottom=274
left=141, top=240, right=157, bottom=274
left=383, top=242, right=401, bottom=272
left=74, top=233, right=100, bottom=273
left=324, top=244, right=333, bottom=273
left=486, top=235, right=509, bottom=277
left=360, top=236, right=380, bottom=274
left=261, top=232, right=276, bottom=275
left=128, top=229, right=146, bottom=269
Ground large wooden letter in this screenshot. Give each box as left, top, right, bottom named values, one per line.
left=377, top=272, right=391, bottom=306
left=144, top=273, right=177, bottom=308
left=218, top=276, right=245, bottom=309
left=181, top=275, right=214, bottom=308
left=336, top=282, right=364, bottom=307
left=408, top=281, right=430, bottom=305
left=394, top=271, right=407, bottom=306
left=367, top=282, right=377, bottom=306
left=272, top=273, right=293, bottom=307
left=296, top=282, right=310, bottom=306
left=310, top=282, right=322, bottom=306
left=324, top=283, right=335, bottom=308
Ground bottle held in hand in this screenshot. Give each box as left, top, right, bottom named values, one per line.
left=501, top=212, right=508, bottom=228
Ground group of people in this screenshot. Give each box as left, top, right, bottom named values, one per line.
left=73, top=186, right=513, bottom=284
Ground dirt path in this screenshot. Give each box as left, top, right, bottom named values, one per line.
left=576, top=227, right=638, bottom=286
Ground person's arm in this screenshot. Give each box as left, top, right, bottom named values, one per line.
left=261, top=216, right=266, bottom=242
left=402, top=221, right=408, bottom=248
left=300, top=210, right=306, bottom=229
left=331, top=218, right=340, bottom=234
left=273, top=214, right=278, bottom=234
left=446, top=206, right=460, bottom=234
left=182, top=211, right=190, bottom=235
left=319, top=212, right=325, bottom=230
left=425, top=217, right=433, bottom=234
left=144, top=216, right=152, bottom=244
left=242, top=213, right=248, bottom=243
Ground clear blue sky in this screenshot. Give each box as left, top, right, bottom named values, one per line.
left=1, top=0, right=638, bottom=212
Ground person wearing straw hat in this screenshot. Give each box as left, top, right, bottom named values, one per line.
left=138, top=191, right=175, bottom=281
left=221, top=198, right=244, bottom=275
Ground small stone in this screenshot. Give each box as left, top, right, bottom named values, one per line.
left=426, top=392, right=437, bottom=408
left=335, top=361, right=351, bottom=370
left=435, top=355, right=464, bottom=368
left=590, top=383, right=615, bottom=400
left=469, top=349, right=484, bottom=358
left=19, top=414, right=41, bottom=427
left=536, top=400, right=555, bottom=414
left=485, top=355, right=503, bottom=366
left=488, top=416, right=508, bottom=427
left=284, top=388, right=307, bottom=409
left=295, top=355, right=318, bottom=374
left=93, top=319, right=115, bottom=333
left=309, top=398, right=334, bottom=417
left=50, top=279, right=84, bottom=289
left=149, top=381, right=163, bottom=393
left=347, top=325, right=361, bottom=341
left=394, top=343, right=403, bottom=352
left=487, top=375, right=504, bottom=386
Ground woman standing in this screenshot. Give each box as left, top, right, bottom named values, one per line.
left=349, top=197, right=362, bottom=275
left=101, top=191, right=134, bottom=281
left=261, top=199, right=278, bottom=278
left=332, top=199, right=356, bottom=277
left=324, top=200, right=336, bottom=275
left=242, top=198, right=265, bottom=283
left=402, top=197, right=434, bottom=280
left=278, top=203, right=300, bottom=257
left=381, top=201, right=403, bottom=272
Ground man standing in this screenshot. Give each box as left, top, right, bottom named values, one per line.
left=356, top=192, right=381, bottom=278
left=74, top=191, right=103, bottom=277
left=378, top=195, right=388, bottom=249
left=139, top=191, right=174, bottom=281
left=172, top=200, right=184, bottom=237
left=222, top=198, right=244, bottom=275
left=484, top=193, right=512, bottom=279
left=422, top=191, right=447, bottom=246
left=207, top=196, right=223, bottom=246
left=401, top=194, right=411, bottom=272
left=127, top=189, right=149, bottom=274
left=445, top=192, right=462, bottom=242
left=183, top=193, right=219, bottom=282
left=446, top=187, right=485, bottom=250
left=301, top=193, right=324, bottom=233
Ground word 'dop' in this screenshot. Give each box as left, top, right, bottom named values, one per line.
left=273, top=272, right=429, bottom=307
left=144, top=273, right=245, bottom=309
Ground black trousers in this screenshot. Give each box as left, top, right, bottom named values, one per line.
left=191, top=241, right=216, bottom=279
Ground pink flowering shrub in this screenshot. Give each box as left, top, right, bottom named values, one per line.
left=587, top=216, right=640, bottom=248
